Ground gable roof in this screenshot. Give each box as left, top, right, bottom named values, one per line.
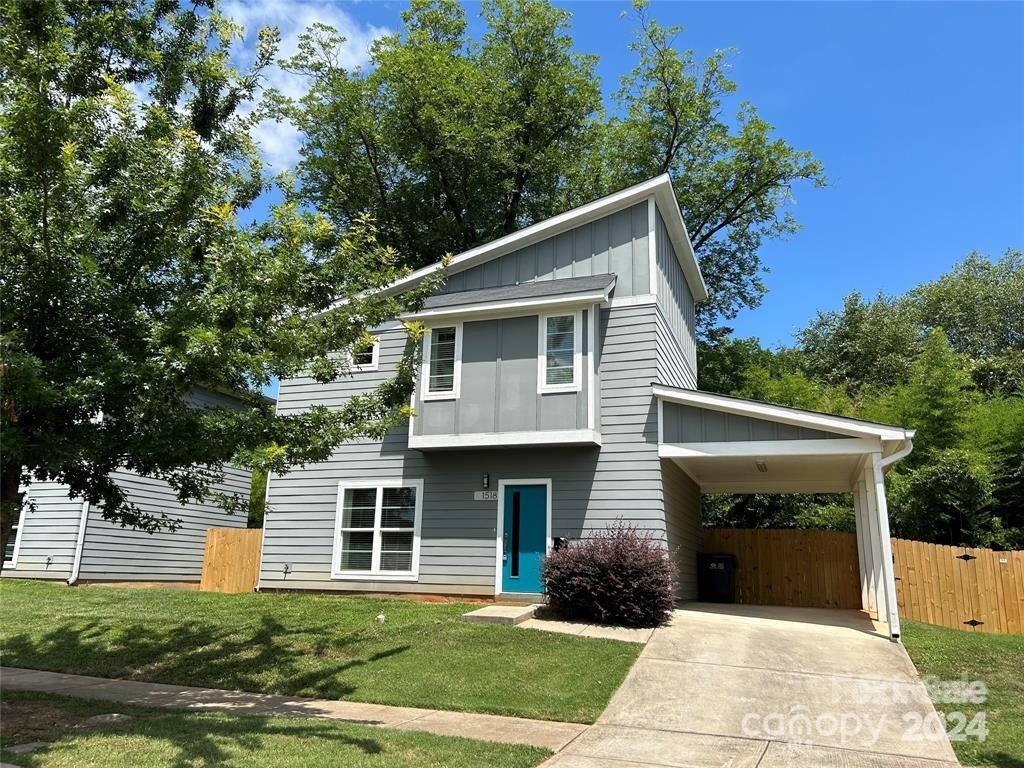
left=376, top=174, right=707, bottom=305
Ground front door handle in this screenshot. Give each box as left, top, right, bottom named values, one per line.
left=503, top=533, right=508, bottom=563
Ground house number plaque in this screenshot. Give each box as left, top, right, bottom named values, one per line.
left=473, top=491, right=498, bottom=501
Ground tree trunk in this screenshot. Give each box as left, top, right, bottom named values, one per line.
left=0, top=463, right=22, bottom=574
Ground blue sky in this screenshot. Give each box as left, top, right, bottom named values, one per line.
left=238, top=0, right=1023, bottom=350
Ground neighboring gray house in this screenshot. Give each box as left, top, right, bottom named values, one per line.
left=2, top=387, right=252, bottom=584
left=260, top=175, right=915, bottom=639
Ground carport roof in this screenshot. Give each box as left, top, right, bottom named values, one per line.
left=653, top=384, right=915, bottom=493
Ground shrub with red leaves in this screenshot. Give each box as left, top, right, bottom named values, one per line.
left=541, top=522, right=676, bottom=628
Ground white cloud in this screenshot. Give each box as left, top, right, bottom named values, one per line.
left=223, top=0, right=391, bottom=172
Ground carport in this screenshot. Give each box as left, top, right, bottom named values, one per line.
left=654, top=385, right=915, bottom=640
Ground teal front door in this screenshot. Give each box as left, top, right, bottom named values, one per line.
left=501, top=485, right=547, bottom=594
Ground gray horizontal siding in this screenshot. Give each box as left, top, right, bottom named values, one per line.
left=443, top=203, right=651, bottom=298
left=662, top=459, right=702, bottom=600
left=2, top=480, right=83, bottom=580
left=77, top=466, right=250, bottom=582
left=414, top=311, right=589, bottom=436
left=261, top=303, right=664, bottom=595
left=662, top=402, right=847, bottom=443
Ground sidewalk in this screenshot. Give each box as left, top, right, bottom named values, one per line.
left=0, top=667, right=586, bottom=752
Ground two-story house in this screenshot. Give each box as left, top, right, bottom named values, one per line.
left=259, top=175, right=914, bottom=640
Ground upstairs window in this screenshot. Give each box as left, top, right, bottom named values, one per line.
left=350, top=336, right=379, bottom=371
left=423, top=325, right=461, bottom=400
left=539, top=312, right=581, bottom=393
left=334, top=480, right=422, bottom=579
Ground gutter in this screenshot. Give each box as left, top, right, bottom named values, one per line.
left=66, top=499, right=90, bottom=585
left=879, top=434, right=915, bottom=470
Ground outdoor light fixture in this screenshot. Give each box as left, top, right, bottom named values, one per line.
left=482, top=473, right=490, bottom=489
left=755, top=460, right=768, bottom=473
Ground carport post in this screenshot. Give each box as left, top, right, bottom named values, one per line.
left=859, top=470, right=886, bottom=622
left=852, top=477, right=874, bottom=616
left=868, top=452, right=901, bottom=640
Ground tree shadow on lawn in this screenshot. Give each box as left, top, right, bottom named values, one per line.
left=11, top=708, right=388, bottom=768
left=2, top=614, right=410, bottom=701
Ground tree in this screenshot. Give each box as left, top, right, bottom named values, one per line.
left=280, top=0, right=825, bottom=339
left=0, top=0, right=439, bottom=567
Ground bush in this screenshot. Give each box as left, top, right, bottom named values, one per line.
left=542, top=523, right=676, bottom=628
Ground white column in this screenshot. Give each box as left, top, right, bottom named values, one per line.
left=869, top=452, right=901, bottom=639
left=852, top=479, right=873, bottom=616
left=860, top=469, right=885, bottom=620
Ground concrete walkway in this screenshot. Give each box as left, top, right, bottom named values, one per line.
left=543, top=604, right=961, bottom=768
left=0, top=667, right=585, bottom=752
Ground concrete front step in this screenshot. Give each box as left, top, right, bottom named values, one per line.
left=461, top=604, right=540, bottom=625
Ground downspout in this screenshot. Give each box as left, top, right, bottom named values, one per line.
left=67, top=499, right=90, bottom=585
left=878, top=435, right=915, bottom=469
left=872, top=432, right=914, bottom=641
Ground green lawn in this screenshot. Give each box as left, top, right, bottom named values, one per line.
left=901, top=620, right=1024, bottom=767
left=0, top=690, right=549, bottom=768
left=0, top=580, right=639, bottom=723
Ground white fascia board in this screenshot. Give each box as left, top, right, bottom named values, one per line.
left=658, top=437, right=882, bottom=459
left=324, top=175, right=706, bottom=315
left=651, top=180, right=709, bottom=302
left=401, top=288, right=611, bottom=322
left=652, top=384, right=911, bottom=442
left=409, top=429, right=601, bottom=450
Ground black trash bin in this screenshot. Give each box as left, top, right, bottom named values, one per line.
left=697, top=553, right=738, bottom=603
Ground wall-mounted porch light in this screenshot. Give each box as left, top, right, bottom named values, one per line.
left=482, top=473, right=490, bottom=489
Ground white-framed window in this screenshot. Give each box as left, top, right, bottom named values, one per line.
left=538, top=311, right=582, bottom=393
left=4, top=502, right=26, bottom=569
left=332, top=479, right=423, bottom=581
left=421, top=324, right=462, bottom=400
left=350, top=336, right=380, bottom=371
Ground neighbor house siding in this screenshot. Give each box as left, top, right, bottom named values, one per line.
left=662, top=458, right=702, bottom=600
left=442, top=203, right=651, bottom=298
left=662, top=402, right=849, bottom=443
left=655, top=210, right=697, bottom=382
left=75, top=466, right=250, bottom=582
left=259, top=304, right=663, bottom=595
left=414, top=310, right=591, bottom=436
left=1, top=481, right=83, bottom=580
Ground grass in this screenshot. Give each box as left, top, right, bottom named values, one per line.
left=0, top=580, right=640, bottom=723
left=0, top=689, right=549, bottom=768
left=901, top=620, right=1024, bottom=767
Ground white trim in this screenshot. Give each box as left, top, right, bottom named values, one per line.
left=331, top=478, right=423, bottom=582
left=647, top=196, right=658, bottom=296
left=538, top=310, right=582, bottom=394
left=3, top=502, right=27, bottom=569
left=658, top=438, right=883, bottom=459
left=657, top=397, right=664, bottom=445
left=870, top=452, right=901, bottom=639
left=319, top=175, right=707, bottom=317
left=699, top=480, right=855, bottom=494
left=410, top=429, right=601, bottom=450
left=608, top=294, right=657, bottom=308
left=67, top=499, right=90, bottom=585
left=349, top=338, right=380, bottom=372
left=587, top=305, right=597, bottom=430
left=495, top=478, right=553, bottom=597
left=401, top=288, right=612, bottom=322
left=653, top=384, right=913, bottom=443
left=421, top=323, right=462, bottom=401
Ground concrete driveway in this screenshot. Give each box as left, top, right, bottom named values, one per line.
left=546, top=604, right=959, bottom=768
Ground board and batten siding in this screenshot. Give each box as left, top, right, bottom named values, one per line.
left=654, top=209, right=697, bottom=385
left=662, top=402, right=849, bottom=443
left=414, top=311, right=590, bottom=436
left=260, top=304, right=663, bottom=595
left=441, top=203, right=651, bottom=298
left=76, top=466, right=250, bottom=582
left=1, top=481, right=84, bottom=580
left=662, top=458, right=702, bottom=600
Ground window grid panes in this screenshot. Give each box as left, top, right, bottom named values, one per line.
left=351, top=340, right=376, bottom=367
left=428, top=327, right=456, bottom=392
left=337, top=485, right=418, bottom=575
left=545, top=314, right=575, bottom=386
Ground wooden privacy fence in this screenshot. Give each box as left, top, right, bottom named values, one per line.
left=891, top=539, right=1024, bottom=634
left=703, top=528, right=862, bottom=610
left=199, top=528, right=263, bottom=594
left=703, top=528, right=1024, bottom=633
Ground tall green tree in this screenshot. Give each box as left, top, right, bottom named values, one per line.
left=280, top=0, right=825, bottom=338
left=0, top=0, right=437, bottom=566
